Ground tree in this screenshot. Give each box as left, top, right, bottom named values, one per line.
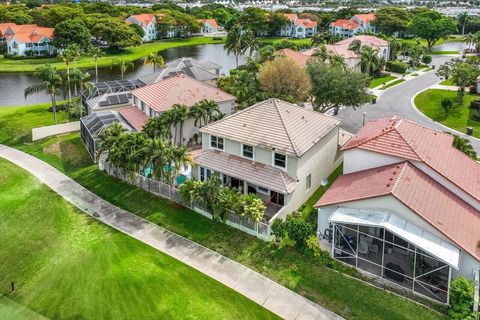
left=112, top=58, right=134, bottom=80
left=372, top=7, right=411, bottom=36
left=52, top=20, right=92, bottom=50
left=24, top=64, right=63, bottom=125
left=91, top=18, right=142, bottom=49
left=408, top=11, right=457, bottom=52
left=258, top=56, right=311, bottom=103
left=348, top=39, right=362, bottom=53
left=258, top=45, right=275, bottom=63
left=237, top=7, right=269, bottom=36
left=60, top=46, right=75, bottom=101
left=172, top=104, right=189, bottom=144
left=441, top=98, right=453, bottom=116
left=224, top=25, right=250, bottom=68
left=156, top=10, right=200, bottom=38
left=269, top=12, right=289, bottom=36
left=144, top=51, right=165, bottom=73
left=464, top=32, right=480, bottom=53
left=89, top=47, right=105, bottom=83
left=96, top=122, right=127, bottom=158
left=218, top=70, right=267, bottom=109
left=359, top=46, right=380, bottom=75
left=450, top=62, right=476, bottom=104
left=307, top=61, right=371, bottom=113
left=450, top=134, right=478, bottom=160
left=30, top=5, right=84, bottom=27
left=129, top=23, right=145, bottom=39
left=458, top=12, right=469, bottom=36
left=422, top=54, right=432, bottom=65
left=448, top=277, right=477, bottom=320
left=71, top=70, right=93, bottom=117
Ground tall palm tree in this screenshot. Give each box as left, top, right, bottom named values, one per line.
left=224, top=25, right=250, bottom=68
left=24, top=64, right=63, bottom=125
left=71, top=70, right=94, bottom=117
left=172, top=104, right=189, bottom=145
left=329, top=54, right=347, bottom=70
left=144, top=51, right=165, bottom=73
left=171, top=144, right=194, bottom=184
left=312, top=45, right=329, bottom=62
left=189, top=102, right=208, bottom=128
left=89, top=47, right=105, bottom=83
left=113, top=58, right=134, bottom=80
left=142, top=138, right=168, bottom=181
left=65, top=44, right=82, bottom=96
left=96, top=122, right=127, bottom=159
left=360, top=46, right=380, bottom=75
left=60, top=48, right=74, bottom=101
left=388, top=36, right=400, bottom=60
left=459, top=12, right=468, bottom=36
left=246, top=31, right=260, bottom=57
left=198, top=99, right=220, bottom=126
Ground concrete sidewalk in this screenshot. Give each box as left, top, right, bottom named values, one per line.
left=0, top=144, right=343, bottom=320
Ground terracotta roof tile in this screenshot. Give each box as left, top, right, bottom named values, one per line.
left=119, top=107, right=149, bottom=131
left=330, top=19, right=359, bottom=30
left=126, top=13, right=155, bottom=27
left=198, top=19, right=218, bottom=28
left=353, top=13, right=376, bottom=24
left=2, top=23, right=53, bottom=43
left=274, top=48, right=310, bottom=67
left=335, top=35, right=389, bottom=47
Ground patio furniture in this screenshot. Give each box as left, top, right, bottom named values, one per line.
left=358, top=240, right=369, bottom=254
left=369, top=244, right=379, bottom=255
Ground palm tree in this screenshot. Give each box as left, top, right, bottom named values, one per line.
left=71, top=70, right=94, bottom=117
left=96, top=122, right=127, bottom=158
left=171, top=144, right=194, bottom=184
left=172, top=104, right=189, bottom=145
left=89, top=47, right=105, bottom=82
left=388, top=36, right=400, bottom=60
left=310, top=34, right=325, bottom=46
left=458, top=12, right=468, bottom=36
left=24, top=64, right=63, bottom=125
left=329, top=54, right=347, bottom=70
left=60, top=48, right=74, bottom=101
left=246, top=31, right=260, bottom=57
left=141, top=138, right=168, bottom=181
left=144, top=51, right=165, bottom=73
left=312, top=45, right=329, bottom=62
left=348, top=39, right=362, bottom=53
left=360, top=46, right=380, bottom=75
left=65, top=44, right=82, bottom=96
left=113, top=58, right=134, bottom=80
left=224, top=25, right=250, bottom=68
left=451, top=134, right=478, bottom=160
left=189, top=102, right=208, bottom=128
left=197, top=99, right=220, bottom=126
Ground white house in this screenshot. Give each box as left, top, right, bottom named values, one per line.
left=130, top=74, right=236, bottom=146
left=0, top=23, right=55, bottom=56
left=329, top=13, right=376, bottom=38
left=334, top=35, right=390, bottom=61
left=193, top=98, right=346, bottom=221
left=198, top=19, right=219, bottom=34
left=316, top=116, right=480, bottom=304
left=280, top=14, right=317, bottom=38
left=125, top=13, right=158, bottom=42
left=303, top=45, right=361, bottom=72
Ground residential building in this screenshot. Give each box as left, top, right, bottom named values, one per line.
left=303, top=45, right=361, bottom=72
left=280, top=14, right=317, bottom=38
left=198, top=19, right=219, bottom=34
left=274, top=48, right=311, bottom=67
left=131, top=74, right=236, bottom=146
left=316, top=116, right=480, bottom=304
left=329, top=13, right=376, bottom=38
left=125, top=13, right=158, bottom=42
left=334, top=35, right=390, bottom=61
left=138, top=57, right=221, bottom=86
left=193, top=98, right=346, bottom=221
left=0, top=23, right=55, bottom=56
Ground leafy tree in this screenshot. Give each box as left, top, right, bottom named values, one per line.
left=129, top=23, right=145, bottom=39
left=144, top=51, right=165, bottom=73
left=31, top=5, right=84, bottom=27
left=91, top=18, right=141, bottom=49
left=24, top=64, right=63, bottom=125
left=218, top=70, right=266, bottom=109
left=307, top=61, right=371, bottom=113
left=237, top=7, right=269, bottom=36
left=450, top=61, right=477, bottom=104
left=373, top=7, right=411, bottom=36
left=258, top=56, right=311, bottom=103
left=335, top=7, right=358, bottom=19
left=52, top=19, right=92, bottom=50
left=152, top=1, right=184, bottom=13
left=0, top=5, right=32, bottom=24
left=157, top=10, right=200, bottom=38
left=408, top=10, right=457, bottom=52
left=422, top=54, right=432, bottom=65
left=448, top=277, right=477, bottom=320
left=25, top=0, right=42, bottom=9
left=269, top=12, right=289, bottom=36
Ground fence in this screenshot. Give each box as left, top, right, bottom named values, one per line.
left=32, top=121, right=80, bottom=141
left=103, top=162, right=272, bottom=241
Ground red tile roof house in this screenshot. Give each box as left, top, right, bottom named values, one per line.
left=315, top=116, right=480, bottom=304
left=279, top=13, right=317, bottom=38
left=302, top=45, right=361, bottom=72
left=329, top=13, right=376, bottom=38
left=197, top=19, right=219, bottom=34
left=131, top=74, right=236, bottom=146
left=125, top=13, right=159, bottom=42
left=335, top=35, right=390, bottom=61
left=0, top=23, right=55, bottom=56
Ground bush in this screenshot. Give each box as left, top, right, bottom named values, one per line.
left=422, top=54, right=432, bottom=65
left=386, top=60, right=409, bottom=74
left=271, top=218, right=286, bottom=239
left=285, top=217, right=314, bottom=248
left=448, top=277, right=478, bottom=320
left=470, top=100, right=480, bottom=110
left=441, top=98, right=453, bottom=115
left=273, top=40, right=298, bottom=51
left=212, top=36, right=224, bottom=40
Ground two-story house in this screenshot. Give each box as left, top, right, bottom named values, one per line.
left=1, top=23, right=55, bottom=56
left=334, top=35, right=390, bottom=61
left=198, top=19, right=219, bottom=34
left=125, top=13, right=159, bottom=42
left=316, top=116, right=480, bottom=304
left=193, top=98, right=345, bottom=220
left=329, top=13, right=376, bottom=38
left=280, top=14, right=317, bottom=38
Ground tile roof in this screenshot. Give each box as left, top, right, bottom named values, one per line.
left=330, top=19, right=360, bottom=30
left=198, top=18, right=218, bottom=28
left=193, top=149, right=298, bottom=194
left=2, top=23, right=53, bottom=43
left=125, top=13, right=155, bottom=27
left=119, top=107, right=149, bottom=131
left=131, top=74, right=235, bottom=112
left=315, top=162, right=480, bottom=262
left=342, top=116, right=480, bottom=201
left=295, top=18, right=317, bottom=28
left=0, top=22, right=15, bottom=36
left=303, top=45, right=359, bottom=59
left=353, top=13, right=376, bottom=24
left=335, top=35, right=389, bottom=47
left=283, top=13, right=298, bottom=21
left=274, top=48, right=310, bottom=67
left=200, top=98, right=341, bottom=157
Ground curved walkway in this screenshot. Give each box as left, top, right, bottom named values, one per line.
left=337, top=55, right=480, bottom=153
left=0, top=144, right=342, bottom=320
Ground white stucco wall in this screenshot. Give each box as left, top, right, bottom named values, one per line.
left=343, top=148, right=404, bottom=174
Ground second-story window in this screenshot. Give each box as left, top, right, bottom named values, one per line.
left=274, top=152, right=286, bottom=169
left=242, top=144, right=254, bottom=159
left=210, top=135, right=224, bottom=150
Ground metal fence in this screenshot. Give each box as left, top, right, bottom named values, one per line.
left=103, top=162, right=272, bottom=241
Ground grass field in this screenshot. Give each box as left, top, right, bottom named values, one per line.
left=0, top=103, right=447, bottom=320
left=415, top=89, right=480, bottom=138
left=0, top=37, right=311, bottom=73
left=369, top=75, right=397, bottom=89
left=379, top=79, right=406, bottom=90
left=0, top=157, right=280, bottom=320
left=440, top=79, right=455, bottom=86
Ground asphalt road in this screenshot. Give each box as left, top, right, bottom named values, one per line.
left=336, top=55, right=480, bottom=153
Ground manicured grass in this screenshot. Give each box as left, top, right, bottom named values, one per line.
left=369, top=75, right=397, bottom=89
left=0, top=297, right=46, bottom=320
left=431, top=51, right=460, bottom=55
left=0, top=37, right=310, bottom=73
left=0, top=158, right=280, bottom=320
left=440, top=79, right=455, bottom=86
left=0, top=102, right=447, bottom=320
left=379, top=79, right=406, bottom=90
left=415, top=89, right=480, bottom=138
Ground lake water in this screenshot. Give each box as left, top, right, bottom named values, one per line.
left=0, top=44, right=247, bottom=106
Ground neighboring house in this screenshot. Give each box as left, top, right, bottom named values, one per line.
left=280, top=14, right=317, bottom=38
left=80, top=107, right=149, bottom=161
left=198, top=19, right=219, bottom=34
left=131, top=74, right=236, bottom=145
left=274, top=48, right=311, bottom=67
left=138, top=57, right=222, bottom=86
left=0, top=23, right=55, bottom=56
left=329, top=13, right=376, bottom=38
left=303, top=45, right=361, bottom=72
left=125, top=13, right=158, bottom=42
left=334, top=35, right=390, bottom=61
left=193, top=98, right=345, bottom=221
left=316, top=116, right=480, bottom=304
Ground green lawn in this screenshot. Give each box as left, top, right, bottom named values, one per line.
left=415, top=89, right=480, bottom=138
left=0, top=37, right=310, bottom=73
left=0, top=103, right=447, bottom=320
left=379, top=79, right=406, bottom=90
left=369, top=75, right=397, bottom=89
left=0, top=157, right=280, bottom=320
left=440, top=79, right=455, bottom=86
left=431, top=51, right=459, bottom=55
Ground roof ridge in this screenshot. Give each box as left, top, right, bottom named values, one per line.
left=273, top=99, right=301, bottom=157
left=390, top=162, right=409, bottom=193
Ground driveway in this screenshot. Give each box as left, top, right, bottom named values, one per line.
left=336, top=55, right=480, bottom=153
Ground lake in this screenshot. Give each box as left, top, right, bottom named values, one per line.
left=0, top=44, right=247, bottom=106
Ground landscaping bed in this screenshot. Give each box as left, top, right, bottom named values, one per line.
left=369, top=75, right=397, bottom=89
left=0, top=103, right=447, bottom=320
left=379, top=79, right=406, bottom=90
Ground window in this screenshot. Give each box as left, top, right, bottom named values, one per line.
left=242, top=144, right=254, bottom=159
left=210, top=135, right=224, bottom=150
left=306, top=174, right=311, bottom=190
left=257, top=186, right=269, bottom=195
left=200, top=167, right=205, bottom=181
left=274, top=152, right=286, bottom=169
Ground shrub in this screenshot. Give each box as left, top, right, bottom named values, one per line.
left=470, top=100, right=480, bottom=110
left=305, top=235, right=357, bottom=275
left=285, top=217, right=314, bottom=248
left=212, top=36, right=224, bottom=40
left=448, top=277, right=478, bottom=320
left=386, top=60, right=409, bottom=74
left=273, top=40, right=298, bottom=51
left=271, top=218, right=286, bottom=239
left=422, top=54, right=432, bottom=65
left=441, top=98, right=453, bottom=115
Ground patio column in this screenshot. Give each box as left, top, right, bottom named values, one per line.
left=243, top=180, right=248, bottom=195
